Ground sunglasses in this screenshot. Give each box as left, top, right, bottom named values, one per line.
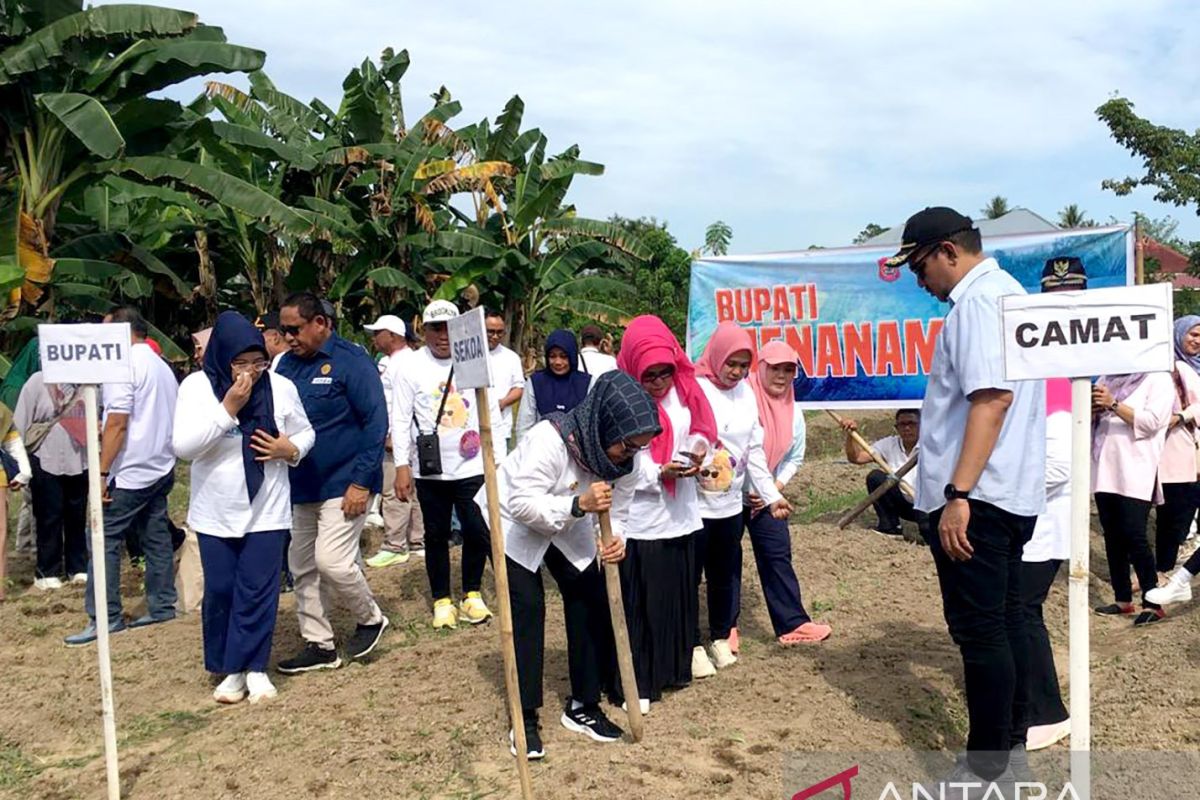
left=907, top=243, right=943, bottom=279
left=641, top=366, right=675, bottom=384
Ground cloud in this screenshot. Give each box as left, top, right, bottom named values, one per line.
left=123, top=0, right=1200, bottom=250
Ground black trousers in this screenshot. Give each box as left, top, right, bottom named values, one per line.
left=1020, top=559, right=1068, bottom=727
left=928, top=499, right=1036, bottom=781
left=694, top=513, right=745, bottom=643
left=866, top=469, right=930, bottom=538
left=1155, top=482, right=1200, bottom=573
left=1095, top=492, right=1160, bottom=609
left=508, top=549, right=616, bottom=714
left=620, top=535, right=697, bottom=701
left=30, top=455, right=88, bottom=579
left=415, top=476, right=491, bottom=600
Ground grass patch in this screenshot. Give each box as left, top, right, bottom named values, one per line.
left=0, top=737, right=41, bottom=789
left=794, top=487, right=864, bottom=524
left=120, top=709, right=211, bottom=748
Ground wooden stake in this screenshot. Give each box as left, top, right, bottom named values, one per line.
left=0, top=486, right=7, bottom=602
left=474, top=387, right=535, bottom=800
left=836, top=452, right=919, bottom=529
left=824, top=410, right=914, bottom=500
left=1135, top=218, right=1145, bottom=286
left=597, top=510, right=644, bottom=742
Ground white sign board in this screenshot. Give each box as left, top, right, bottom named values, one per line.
left=1001, top=282, right=1173, bottom=381
left=39, top=323, right=134, bottom=385
left=447, top=307, right=493, bottom=390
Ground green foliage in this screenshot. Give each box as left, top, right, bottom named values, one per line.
left=1057, top=204, right=1096, bottom=229
left=1097, top=97, right=1200, bottom=211
left=703, top=220, right=732, bottom=256
left=852, top=222, right=887, bottom=244
left=980, top=195, right=1011, bottom=219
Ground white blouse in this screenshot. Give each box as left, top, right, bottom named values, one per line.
left=696, top=377, right=782, bottom=519
left=173, top=372, right=315, bottom=538
left=477, top=420, right=633, bottom=574
left=625, top=387, right=704, bottom=541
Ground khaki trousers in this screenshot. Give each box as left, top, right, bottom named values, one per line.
left=380, top=461, right=425, bottom=553
left=290, top=498, right=383, bottom=648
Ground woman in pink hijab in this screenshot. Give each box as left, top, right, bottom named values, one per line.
left=744, top=340, right=831, bottom=645
left=614, top=316, right=717, bottom=711
left=692, top=323, right=792, bottom=674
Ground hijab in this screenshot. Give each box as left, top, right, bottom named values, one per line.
left=616, top=315, right=718, bottom=494
left=530, top=329, right=592, bottom=416
left=550, top=371, right=662, bottom=482
left=202, top=311, right=277, bottom=503
left=748, top=340, right=799, bottom=473
left=694, top=322, right=755, bottom=390
left=1175, top=315, right=1200, bottom=374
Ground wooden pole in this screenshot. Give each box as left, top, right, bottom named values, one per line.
left=836, top=452, right=919, bottom=529
left=824, top=410, right=915, bottom=499
left=474, top=387, right=535, bottom=800
left=84, top=386, right=121, bottom=800
left=1135, top=218, right=1145, bottom=286
left=597, top=511, right=644, bottom=742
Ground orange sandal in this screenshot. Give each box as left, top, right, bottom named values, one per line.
left=778, top=622, right=832, bottom=645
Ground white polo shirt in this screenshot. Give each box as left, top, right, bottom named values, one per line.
left=872, top=434, right=920, bottom=484
left=578, top=346, right=618, bottom=376
left=914, top=258, right=1046, bottom=518
left=489, top=344, right=525, bottom=441
left=102, top=342, right=178, bottom=490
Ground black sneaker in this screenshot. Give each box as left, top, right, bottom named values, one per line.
left=347, top=616, right=390, bottom=660
left=509, top=714, right=545, bottom=760
left=1133, top=609, right=1165, bottom=627
left=276, top=643, right=342, bottom=674
left=560, top=699, right=623, bottom=743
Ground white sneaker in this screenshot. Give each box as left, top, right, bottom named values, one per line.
left=1026, top=718, right=1071, bottom=751
left=34, top=577, right=64, bottom=590
left=70, top=573, right=88, bottom=585
left=213, top=673, right=247, bottom=704
left=1145, top=573, right=1193, bottom=606
left=691, top=645, right=716, bottom=679
left=709, top=639, right=738, bottom=669
left=246, top=671, right=277, bottom=704
left=620, top=698, right=651, bottom=715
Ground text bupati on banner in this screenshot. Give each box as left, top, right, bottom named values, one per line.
left=38, top=323, right=134, bottom=385
left=1001, top=283, right=1174, bottom=381
left=448, top=307, right=493, bottom=390
left=688, top=226, right=1134, bottom=408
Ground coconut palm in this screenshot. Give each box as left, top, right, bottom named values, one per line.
left=981, top=195, right=1011, bottom=219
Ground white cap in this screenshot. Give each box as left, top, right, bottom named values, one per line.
left=364, top=314, right=407, bottom=337
left=422, top=300, right=460, bottom=323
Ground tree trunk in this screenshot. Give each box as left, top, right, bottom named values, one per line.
left=195, top=229, right=217, bottom=326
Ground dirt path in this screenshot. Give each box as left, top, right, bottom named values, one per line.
left=2, top=430, right=1198, bottom=798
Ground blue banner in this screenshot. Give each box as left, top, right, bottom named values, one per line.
left=687, top=226, right=1133, bottom=408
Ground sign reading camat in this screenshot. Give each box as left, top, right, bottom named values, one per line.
left=38, top=323, right=134, bottom=385
left=447, top=306, right=493, bottom=390
left=1001, top=282, right=1173, bottom=381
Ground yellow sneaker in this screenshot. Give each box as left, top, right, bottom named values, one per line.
left=458, top=592, right=493, bottom=625
left=432, top=597, right=458, bottom=630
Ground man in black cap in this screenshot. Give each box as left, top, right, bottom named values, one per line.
left=886, top=207, right=1046, bottom=796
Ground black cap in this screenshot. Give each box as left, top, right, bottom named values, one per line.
left=1041, top=256, right=1087, bottom=292
left=884, top=206, right=975, bottom=268
left=255, top=312, right=281, bottom=331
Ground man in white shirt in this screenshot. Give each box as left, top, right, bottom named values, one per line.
left=578, top=325, right=618, bottom=376
left=886, top=207, right=1046, bottom=793
left=65, top=306, right=180, bottom=646
left=484, top=309, right=525, bottom=449
left=839, top=409, right=926, bottom=541
left=363, top=314, right=425, bottom=567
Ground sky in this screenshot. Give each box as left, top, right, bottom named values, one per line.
left=137, top=0, right=1200, bottom=253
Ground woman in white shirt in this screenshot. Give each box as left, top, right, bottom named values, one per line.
left=745, top=340, right=831, bottom=644
left=514, top=329, right=593, bottom=443
left=691, top=322, right=791, bottom=676
left=173, top=312, right=315, bottom=705
left=480, top=371, right=661, bottom=760
left=615, top=315, right=718, bottom=709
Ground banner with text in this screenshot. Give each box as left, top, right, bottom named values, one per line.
left=687, top=226, right=1133, bottom=408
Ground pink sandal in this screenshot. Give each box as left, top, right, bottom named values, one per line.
left=778, top=622, right=832, bottom=645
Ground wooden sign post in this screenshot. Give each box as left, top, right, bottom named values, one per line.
left=597, top=511, right=644, bottom=741
left=39, top=323, right=134, bottom=800
left=448, top=308, right=534, bottom=800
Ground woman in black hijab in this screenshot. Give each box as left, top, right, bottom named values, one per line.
left=476, top=371, right=661, bottom=760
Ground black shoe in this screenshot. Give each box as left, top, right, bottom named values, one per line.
left=276, top=642, right=342, bottom=674
left=509, top=714, right=545, bottom=760
left=1133, top=609, right=1165, bottom=627
left=560, top=699, right=623, bottom=743
left=1094, top=602, right=1135, bottom=616
left=347, top=616, right=390, bottom=660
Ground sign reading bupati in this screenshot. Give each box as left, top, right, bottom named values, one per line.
left=447, top=306, right=493, bottom=390
left=38, top=323, right=133, bottom=384
left=1001, top=282, right=1173, bottom=381
left=688, top=226, right=1133, bottom=407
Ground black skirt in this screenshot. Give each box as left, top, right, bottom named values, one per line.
left=618, top=532, right=699, bottom=702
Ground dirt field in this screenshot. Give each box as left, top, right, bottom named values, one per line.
left=2, top=412, right=1198, bottom=799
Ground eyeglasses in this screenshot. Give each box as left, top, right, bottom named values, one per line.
left=619, top=438, right=648, bottom=455
left=641, top=366, right=675, bottom=384
left=232, top=360, right=270, bottom=373
left=485, top=328, right=505, bottom=338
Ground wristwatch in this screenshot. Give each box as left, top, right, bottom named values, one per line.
left=570, top=496, right=585, bottom=518
left=943, top=483, right=970, bottom=502
left=1109, top=400, right=1119, bottom=412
